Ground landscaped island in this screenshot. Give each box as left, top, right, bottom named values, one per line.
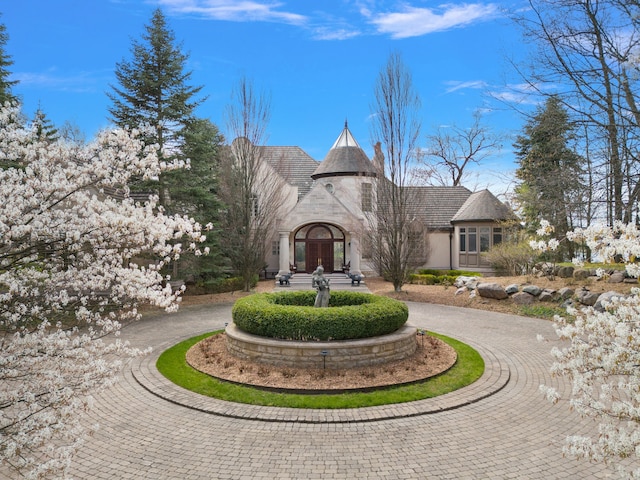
left=231, top=290, right=409, bottom=341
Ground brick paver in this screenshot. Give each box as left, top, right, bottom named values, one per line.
left=4, top=300, right=637, bottom=479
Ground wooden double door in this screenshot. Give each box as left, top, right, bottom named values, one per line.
left=294, top=223, right=345, bottom=274
left=306, top=240, right=334, bottom=273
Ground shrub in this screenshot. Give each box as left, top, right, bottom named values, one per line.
left=189, top=275, right=258, bottom=295
left=408, top=274, right=437, bottom=285
left=483, top=241, right=536, bottom=276
left=232, top=291, right=408, bottom=341
left=408, top=272, right=473, bottom=285
left=416, top=269, right=481, bottom=277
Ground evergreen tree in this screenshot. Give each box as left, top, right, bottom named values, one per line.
left=107, top=9, right=225, bottom=283
left=0, top=16, right=20, bottom=169
left=514, top=95, right=585, bottom=258
left=107, top=8, right=204, bottom=160
left=30, top=107, right=59, bottom=143
left=163, top=117, right=226, bottom=281
left=0, top=17, right=18, bottom=105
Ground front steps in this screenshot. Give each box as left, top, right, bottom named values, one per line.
left=274, top=272, right=367, bottom=291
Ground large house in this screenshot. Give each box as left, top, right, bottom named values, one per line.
left=254, top=123, right=513, bottom=278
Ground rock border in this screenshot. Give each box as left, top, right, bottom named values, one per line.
left=454, top=271, right=635, bottom=312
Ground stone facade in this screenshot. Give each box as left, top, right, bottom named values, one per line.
left=225, top=323, right=419, bottom=369
left=254, top=123, right=512, bottom=277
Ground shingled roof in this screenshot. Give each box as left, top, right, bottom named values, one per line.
left=260, top=145, right=319, bottom=198
left=451, top=189, right=514, bottom=223
left=405, top=186, right=473, bottom=230
left=311, top=122, right=377, bottom=179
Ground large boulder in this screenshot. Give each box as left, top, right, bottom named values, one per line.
left=476, top=282, right=508, bottom=300
left=573, top=269, right=590, bottom=281
left=607, top=271, right=625, bottom=284
left=576, top=287, right=599, bottom=306
left=522, top=285, right=542, bottom=297
left=454, top=276, right=476, bottom=288
left=539, top=289, right=557, bottom=302
left=512, top=292, right=535, bottom=305
left=534, top=262, right=556, bottom=277
left=505, top=284, right=520, bottom=295
left=455, top=287, right=467, bottom=296
left=558, top=287, right=575, bottom=300
left=594, top=291, right=625, bottom=312
left=557, top=266, right=575, bottom=278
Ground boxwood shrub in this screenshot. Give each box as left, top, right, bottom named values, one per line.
left=409, top=269, right=482, bottom=286
left=408, top=273, right=438, bottom=285
left=186, top=275, right=258, bottom=295
left=232, top=291, right=408, bottom=341
left=416, top=269, right=482, bottom=277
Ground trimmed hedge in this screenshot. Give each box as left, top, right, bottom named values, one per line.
left=416, top=269, right=482, bottom=277
left=187, top=275, right=258, bottom=295
left=409, top=269, right=482, bottom=286
left=232, top=291, right=408, bottom=341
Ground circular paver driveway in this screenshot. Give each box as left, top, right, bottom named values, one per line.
left=41, top=302, right=634, bottom=478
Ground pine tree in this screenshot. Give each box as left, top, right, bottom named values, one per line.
left=107, top=8, right=204, bottom=158
left=514, top=95, right=585, bottom=258
left=163, top=117, right=226, bottom=282
left=107, top=9, right=224, bottom=283
left=0, top=17, right=18, bottom=105
left=30, top=107, right=59, bottom=143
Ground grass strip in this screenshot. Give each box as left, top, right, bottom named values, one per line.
left=156, top=331, right=484, bottom=409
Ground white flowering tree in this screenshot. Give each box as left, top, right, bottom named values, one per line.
left=536, top=221, right=640, bottom=478
left=0, top=104, right=206, bottom=478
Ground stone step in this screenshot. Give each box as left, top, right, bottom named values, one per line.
left=275, top=273, right=367, bottom=291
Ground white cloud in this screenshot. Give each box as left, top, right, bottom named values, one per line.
left=488, top=82, right=547, bottom=105
left=312, top=27, right=361, bottom=41
left=444, top=80, right=488, bottom=94
left=14, top=69, right=101, bottom=93
left=368, top=3, right=501, bottom=39
left=156, top=0, right=307, bottom=25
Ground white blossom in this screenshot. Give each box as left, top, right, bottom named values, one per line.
left=540, top=222, right=640, bottom=478
left=536, top=219, right=555, bottom=236
left=0, top=104, right=204, bottom=478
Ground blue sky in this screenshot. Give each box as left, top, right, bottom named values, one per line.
left=3, top=1, right=536, bottom=193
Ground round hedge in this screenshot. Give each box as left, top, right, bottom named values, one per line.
left=231, top=291, right=408, bottom=341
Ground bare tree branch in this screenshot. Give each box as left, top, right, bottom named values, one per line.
left=367, top=52, right=428, bottom=292
left=418, top=112, right=502, bottom=187
left=218, top=77, right=287, bottom=291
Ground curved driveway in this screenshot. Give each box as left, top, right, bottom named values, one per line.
left=44, top=302, right=634, bottom=478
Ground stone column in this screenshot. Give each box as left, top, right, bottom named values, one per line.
left=349, top=235, right=362, bottom=275
left=277, top=231, right=291, bottom=276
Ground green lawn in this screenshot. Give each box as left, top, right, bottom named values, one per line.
left=156, top=331, right=484, bottom=409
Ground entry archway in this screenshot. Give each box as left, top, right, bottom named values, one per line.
left=293, top=223, right=345, bottom=273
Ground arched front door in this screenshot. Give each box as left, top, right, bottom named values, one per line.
left=294, top=224, right=345, bottom=273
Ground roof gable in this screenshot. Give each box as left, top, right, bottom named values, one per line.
left=281, top=181, right=361, bottom=230
left=259, top=145, right=319, bottom=198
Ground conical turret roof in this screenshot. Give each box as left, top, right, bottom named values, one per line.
left=311, top=122, right=377, bottom=179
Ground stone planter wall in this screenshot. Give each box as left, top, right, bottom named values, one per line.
left=225, top=322, right=418, bottom=369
